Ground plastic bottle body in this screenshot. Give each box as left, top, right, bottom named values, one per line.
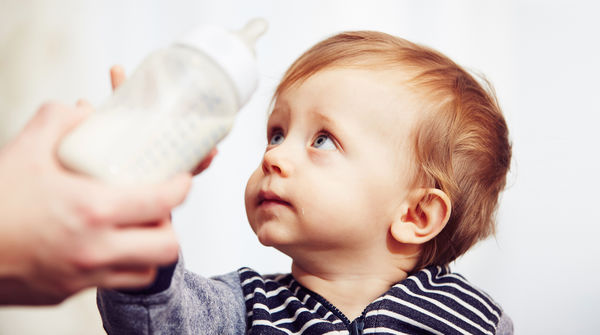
left=59, top=45, right=238, bottom=183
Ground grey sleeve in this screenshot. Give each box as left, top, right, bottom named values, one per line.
left=496, top=312, right=514, bottom=335
left=97, top=258, right=247, bottom=335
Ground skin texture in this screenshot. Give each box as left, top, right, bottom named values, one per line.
left=245, top=68, right=451, bottom=320
left=0, top=66, right=216, bottom=305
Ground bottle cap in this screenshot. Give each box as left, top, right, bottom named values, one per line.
left=177, top=18, right=267, bottom=107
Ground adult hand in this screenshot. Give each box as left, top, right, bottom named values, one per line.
left=0, top=100, right=191, bottom=305
left=0, top=65, right=215, bottom=305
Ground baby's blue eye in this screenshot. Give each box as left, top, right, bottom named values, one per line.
left=312, top=134, right=336, bottom=150
left=269, top=132, right=285, bottom=145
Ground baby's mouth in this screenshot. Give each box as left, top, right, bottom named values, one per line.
left=257, top=190, right=291, bottom=207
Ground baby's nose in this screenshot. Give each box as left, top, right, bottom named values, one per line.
left=262, top=146, right=294, bottom=177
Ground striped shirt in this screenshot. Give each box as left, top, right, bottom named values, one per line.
left=97, top=259, right=512, bottom=334
left=240, top=266, right=505, bottom=335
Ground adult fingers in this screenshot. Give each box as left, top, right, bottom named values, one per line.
left=81, top=172, right=192, bottom=226
left=110, top=65, right=126, bottom=90
left=75, top=99, right=94, bottom=114
left=22, top=102, right=85, bottom=152
left=94, top=218, right=180, bottom=267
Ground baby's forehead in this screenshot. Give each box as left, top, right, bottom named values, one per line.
left=274, top=67, right=422, bottom=130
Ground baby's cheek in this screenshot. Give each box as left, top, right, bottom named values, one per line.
left=244, top=169, right=259, bottom=198
left=308, top=150, right=337, bottom=166
left=244, top=170, right=261, bottom=219
left=300, top=183, right=346, bottom=219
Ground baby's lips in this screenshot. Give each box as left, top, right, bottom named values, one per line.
left=257, top=189, right=291, bottom=207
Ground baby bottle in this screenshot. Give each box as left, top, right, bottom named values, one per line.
left=58, top=19, right=267, bottom=184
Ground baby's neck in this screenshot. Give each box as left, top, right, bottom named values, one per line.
left=290, top=261, right=409, bottom=321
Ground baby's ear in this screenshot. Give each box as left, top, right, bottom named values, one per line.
left=390, top=189, right=451, bottom=244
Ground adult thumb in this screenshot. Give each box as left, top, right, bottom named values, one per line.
left=22, top=100, right=94, bottom=154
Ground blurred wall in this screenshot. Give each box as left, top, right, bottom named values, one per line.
left=1, top=0, right=599, bottom=334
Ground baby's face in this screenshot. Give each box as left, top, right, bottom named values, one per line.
left=244, top=68, right=419, bottom=258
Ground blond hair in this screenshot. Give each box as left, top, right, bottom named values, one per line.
left=274, top=31, right=511, bottom=270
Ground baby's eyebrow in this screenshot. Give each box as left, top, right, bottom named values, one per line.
left=267, top=104, right=290, bottom=125
left=271, top=100, right=290, bottom=116
left=310, top=110, right=346, bottom=140
left=310, top=110, right=335, bottom=125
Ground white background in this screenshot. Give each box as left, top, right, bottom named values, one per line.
left=1, top=1, right=599, bottom=333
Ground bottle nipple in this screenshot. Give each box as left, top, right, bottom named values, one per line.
left=236, top=18, right=268, bottom=53
left=175, top=18, right=267, bottom=106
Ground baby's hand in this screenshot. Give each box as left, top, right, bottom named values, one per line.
left=109, top=65, right=218, bottom=175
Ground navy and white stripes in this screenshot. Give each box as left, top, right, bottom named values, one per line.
left=240, top=266, right=504, bottom=334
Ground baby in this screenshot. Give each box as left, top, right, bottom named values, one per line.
left=98, top=31, right=513, bottom=334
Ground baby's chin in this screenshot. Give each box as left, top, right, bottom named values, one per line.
left=250, top=220, right=277, bottom=246
left=250, top=221, right=293, bottom=249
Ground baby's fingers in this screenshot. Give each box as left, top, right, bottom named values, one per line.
left=110, top=65, right=126, bottom=90
left=97, top=267, right=158, bottom=290
left=191, top=148, right=218, bottom=176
